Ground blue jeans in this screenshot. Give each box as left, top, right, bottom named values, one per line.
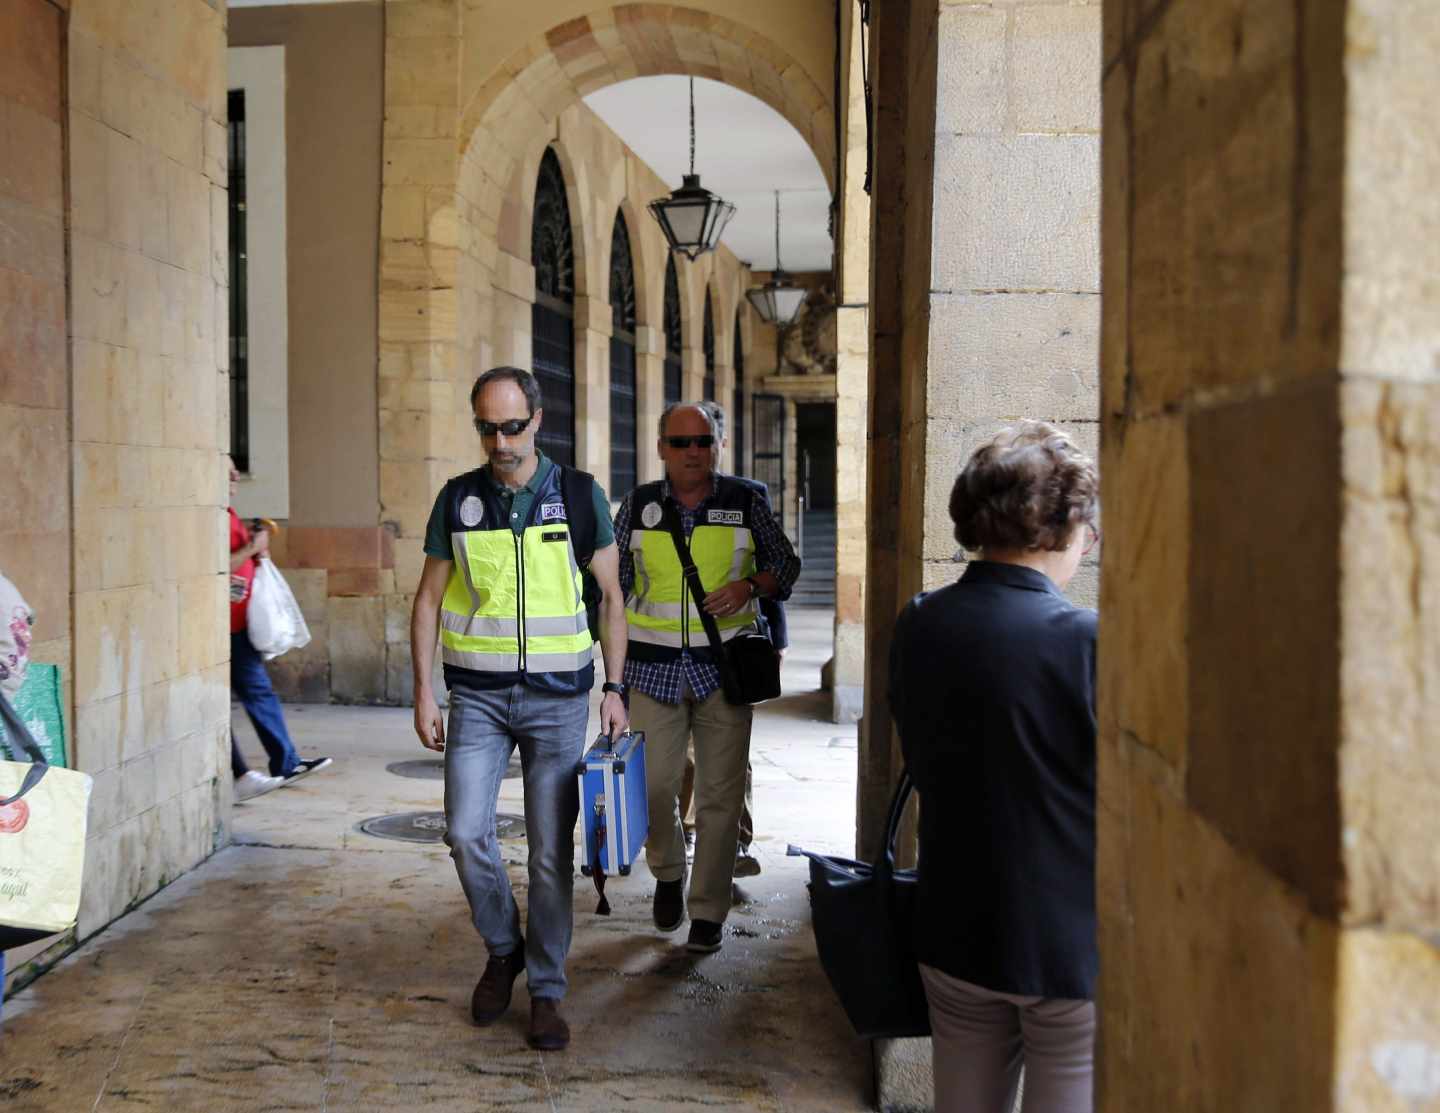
left=230, top=630, right=301, bottom=777
left=443, top=683, right=589, bottom=1000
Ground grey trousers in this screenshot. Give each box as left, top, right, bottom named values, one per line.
left=919, top=965, right=1095, bottom=1113
left=443, top=683, right=589, bottom=1000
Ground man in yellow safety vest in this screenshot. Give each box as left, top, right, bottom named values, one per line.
left=409, top=366, right=629, bottom=1052
left=614, top=402, right=800, bottom=954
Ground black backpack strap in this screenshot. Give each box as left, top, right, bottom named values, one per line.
left=558, top=466, right=599, bottom=569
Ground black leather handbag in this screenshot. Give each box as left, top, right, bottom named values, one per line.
left=663, top=505, right=782, bottom=706
left=788, top=771, right=932, bottom=1039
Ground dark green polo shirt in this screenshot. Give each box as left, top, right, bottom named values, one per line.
left=423, top=452, right=614, bottom=558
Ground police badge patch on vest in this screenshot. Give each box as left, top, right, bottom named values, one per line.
left=707, top=509, right=744, bottom=526
left=459, top=495, right=485, bottom=528
left=640, top=502, right=663, bottom=529
left=540, top=502, right=567, bottom=523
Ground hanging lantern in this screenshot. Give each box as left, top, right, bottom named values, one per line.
left=647, top=78, right=736, bottom=261
left=745, top=191, right=807, bottom=326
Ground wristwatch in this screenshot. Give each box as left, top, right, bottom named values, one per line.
left=601, top=681, right=629, bottom=707
left=744, top=576, right=762, bottom=600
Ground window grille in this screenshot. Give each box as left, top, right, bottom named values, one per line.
left=732, top=316, right=745, bottom=474
left=531, top=147, right=576, bottom=466
left=227, top=89, right=250, bottom=472
left=702, top=292, right=715, bottom=402
left=752, top=393, right=785, bottom=511
left=663, top=255, right=682, bottom=405
left=608, top=211, right=638, bottom=497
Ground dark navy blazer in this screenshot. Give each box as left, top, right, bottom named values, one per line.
left=890, top=560, right=1098, bottom=1000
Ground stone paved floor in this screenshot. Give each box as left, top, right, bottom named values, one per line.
left=0, top=609, right=871, bottom=1112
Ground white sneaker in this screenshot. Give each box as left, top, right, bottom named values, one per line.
left=235, top=770, right=284, bottom=802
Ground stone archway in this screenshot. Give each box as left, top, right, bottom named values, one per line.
left=375, top=1, right=835, bottom=569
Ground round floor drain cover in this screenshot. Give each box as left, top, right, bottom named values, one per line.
left=358, top=811, right=526, bottom=843
left=385, top=757, right=523, bottom=780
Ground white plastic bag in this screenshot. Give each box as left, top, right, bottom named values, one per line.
left=245, top=561, right=311, bottom=660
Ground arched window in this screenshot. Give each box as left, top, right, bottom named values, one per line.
left=608, top=211, right=638, bottom=497
left=702, top=292, right=716, bottom=402
left=531, top=147, right=575, bottom=466
left=732, top=315, right=745, bottom=474
left=663, top=255, right=682, bottom=406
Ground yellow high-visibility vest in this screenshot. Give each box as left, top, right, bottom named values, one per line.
left=625, top=479, right=758, bottom=660
left=438, top=465, right=593, bottom=691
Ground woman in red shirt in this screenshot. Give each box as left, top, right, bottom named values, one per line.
left=228, top=458, right=331, bottom=794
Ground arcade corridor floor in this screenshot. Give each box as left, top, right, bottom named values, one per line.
left=1, top=611, right=870, bottom=1112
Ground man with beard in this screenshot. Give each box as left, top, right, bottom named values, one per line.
left=409, top=366, right=628, bottom=1051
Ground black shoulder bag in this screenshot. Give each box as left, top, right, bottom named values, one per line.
left=786, top=770, right=931, bottom=1039
left=662, top=502, right=782, bottom=705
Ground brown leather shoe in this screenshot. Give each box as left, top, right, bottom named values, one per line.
left=470, top=944, right=525, bottom=1025
left=527, top=998, right=571, bottom=1051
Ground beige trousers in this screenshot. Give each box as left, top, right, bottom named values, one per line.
left=631, top=688, right=752, bottom=923
left=919, top=965, right=1095, bottom=1113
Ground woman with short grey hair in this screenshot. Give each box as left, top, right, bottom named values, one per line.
left=890, top=420, right=1100, bottom=1113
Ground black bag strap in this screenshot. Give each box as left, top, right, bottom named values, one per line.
left=558, top=466, right=599, bottom=570
left=877, top=770, right=915, bottom=873
left=661, top=501, right=729, bottom=661
left=0, top=689, right=50, bottom=806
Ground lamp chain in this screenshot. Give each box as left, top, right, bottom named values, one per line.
left=689, top=77, right=696, bottom=177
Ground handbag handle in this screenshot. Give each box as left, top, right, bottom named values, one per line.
left=877, top=769, right=915, bottom=872
left=0, top=689, right=50, bottom=806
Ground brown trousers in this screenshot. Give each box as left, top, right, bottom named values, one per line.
left=681, top=748, right=753, bottom=848
left=631, top=689, right=752, bottom=923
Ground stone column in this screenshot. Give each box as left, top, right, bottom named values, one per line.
left=64, top=0, right=231, bottom=944
left=635, top=325, right=665, bottom=485
left=715, top=355, right=736, bottom=472
left=376, top=0, right=463, bottom=703
left=1100, top=3, right=1440, bottom=1109
left=573, top=294, right=611, bottom=479
left=859, top=0, right=1100, bottom=849
left=682, top=343, right=705, bottom=404
left=831, top=0, right=873, bottom=723
left=783, top=397, right=800, bottom=541
left=859, top=1, right=1101, bottom=1105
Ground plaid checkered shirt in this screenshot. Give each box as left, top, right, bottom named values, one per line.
left=615, top=477, right=800, bottom=704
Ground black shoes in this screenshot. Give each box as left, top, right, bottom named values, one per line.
left=653, top=878, right=684, bottom=932
left=527, top=998, right=571, bottom=1051
left=282, top=756, right=333, bottom=784
left=471, top=943, right=526, bottom=1025
left=685, top=919, right=723, bottom=954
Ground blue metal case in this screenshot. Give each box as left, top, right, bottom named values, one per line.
left=576, top=730, right=648, bottom=877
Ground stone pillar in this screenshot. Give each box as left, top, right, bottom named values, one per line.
left=859, top=1, right=1101, bottom=1106
left=682, top=343, right=705, bottom=404
left=64, top=0, right=231, bottom=943
left=1100, top=2, right=1440, bottom=1109
left=831, top=0, right=873, bottom=723
left=715, top=355, right=736, bottom=473
left=783, top=397, right=800, bottom=541
left=377, top=0, right=463, bottom=700
left=635, top=325, right=665, bottom=485
left=573, top=294, right=611, bottom=479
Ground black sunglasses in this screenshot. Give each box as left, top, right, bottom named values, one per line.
left=474, top=414, right=534, bottom=437
left=664, top=435, right=715, bottom=449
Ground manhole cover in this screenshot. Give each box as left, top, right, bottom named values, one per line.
left=359, top=811, right=526, bottom=843
left=385, top=757, right=523, bottom=780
